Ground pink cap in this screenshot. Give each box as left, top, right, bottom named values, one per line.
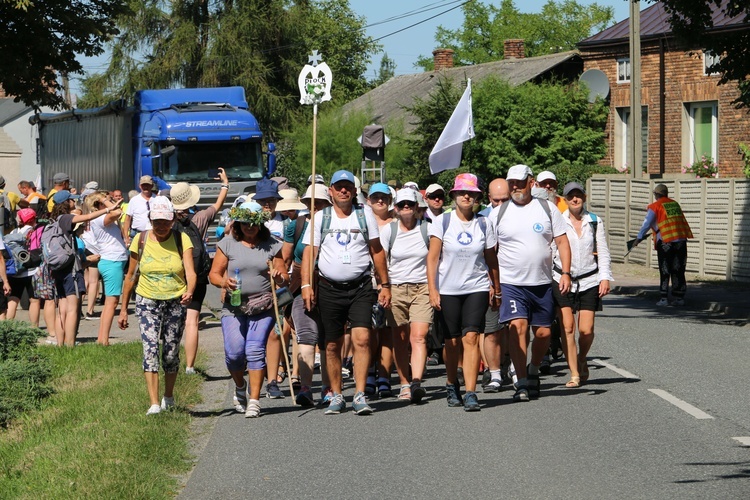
left=449, top=173, right=482, bottom=194
left=17, top=208, right=37, bottom=225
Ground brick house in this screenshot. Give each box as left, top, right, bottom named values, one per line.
left=577, top=1, right=748, bottom=178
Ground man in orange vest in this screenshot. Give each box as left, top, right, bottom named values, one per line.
left=633, top=184, right=693, bottom=306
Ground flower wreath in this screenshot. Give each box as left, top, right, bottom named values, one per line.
left=228, top=207, right=271, bottom=225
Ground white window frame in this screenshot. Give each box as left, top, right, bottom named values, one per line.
left=687, top=101, right=718, bottom=164
left=617, top=57, right=631, bottom=83
left=703, top=50, right=721, bottom=76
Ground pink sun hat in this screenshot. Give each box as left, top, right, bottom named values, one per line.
left=449, top=173, right=482, bottom=194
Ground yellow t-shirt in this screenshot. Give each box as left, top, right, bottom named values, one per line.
left=46, top=189, right=58, bottom=212
left=129, top=231, right=193, bottom=300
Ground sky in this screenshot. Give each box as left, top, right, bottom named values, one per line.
left=70, top=0, right=633, bottom=98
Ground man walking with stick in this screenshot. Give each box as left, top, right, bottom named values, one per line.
left=301, top=170, right=391, bottom=415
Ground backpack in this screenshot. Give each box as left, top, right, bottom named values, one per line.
left=387, top=219, right=429, bottom=264
left=174, top=219, right=210, bottom=283
left=3, top=232, right=32, bottom=271
left=0, top=190, right=17, bottom=234
left=40, top=219, right=77, bottom=271
left=320, top=206, right=369, bottom=245
left=493, top=197, right=552, bottom=229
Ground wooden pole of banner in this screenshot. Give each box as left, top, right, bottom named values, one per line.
left=270, top=261, right=295, bottom=403
left=308, top=103, right=318, bottom=280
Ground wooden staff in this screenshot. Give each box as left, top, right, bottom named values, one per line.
left=269, top=261, right=296, bottom=403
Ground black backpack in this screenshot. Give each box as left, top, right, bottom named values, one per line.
left=174, top=219, right=211, bottom=283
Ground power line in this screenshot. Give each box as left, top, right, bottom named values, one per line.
left=373, top=1, right=472, bottom=42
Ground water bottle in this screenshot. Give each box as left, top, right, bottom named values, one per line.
left=230, top=268, right=242, bottom=307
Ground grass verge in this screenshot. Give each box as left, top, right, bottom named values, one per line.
left=0, top=342, right=203, bottom=499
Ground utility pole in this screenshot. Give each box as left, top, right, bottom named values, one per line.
left=629, top=0, right=642, bottom=178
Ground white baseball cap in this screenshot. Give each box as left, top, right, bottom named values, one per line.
left=506, top=164, right=533, bottom=181
left=536, top=171, right=557, bottom=183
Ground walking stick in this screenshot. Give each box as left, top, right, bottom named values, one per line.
left=269, top=261, right=296, bottom=404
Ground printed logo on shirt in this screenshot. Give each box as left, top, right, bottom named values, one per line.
left=533, top=223, right=544, bottom=233
left=457, top=231, right=473, bottom=245
left=335, top=231, right=351, bottom=245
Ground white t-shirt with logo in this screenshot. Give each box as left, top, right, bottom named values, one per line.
left=126, top=194, right=153, bottom=232
left=302, top=207, right=380, bottom=282
left=429, top=212, right=496, bottom=295
left=491, top=199, right=568, bottom=286
left=90, top=215, right=128, bottom=262
left=265, top=213, right=285, bottom=239
left=380, top=221, right=428, bottom=284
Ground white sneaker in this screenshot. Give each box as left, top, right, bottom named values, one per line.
left=185, top=367, right=196, bottom=375
left=160, top=396, right=175, bottom=410
left=245, top=399, right=261, bottom=418
left=146, top=404, right=161, bottom=415
left=656, top=298, right=669, bottom=306
left=670, top=298, right=685, bottom=306
left=233, top=382, right=248, bottom=413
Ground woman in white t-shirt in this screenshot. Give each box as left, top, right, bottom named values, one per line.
left=85, top=192, right=128, bottom=345
left=381, top=188, right=431, bottom=403
left=427, top=173, right=500, bottom=412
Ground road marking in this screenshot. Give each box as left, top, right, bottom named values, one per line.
left=648, top=389, right=714, bottom=420
left=592, top=359, right=640, bottom=379
left=732, top=437, right=750, bottom=446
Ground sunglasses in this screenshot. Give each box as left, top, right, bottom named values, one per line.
left=396, top=201, right=417, bottom=209
left=332, top=183, right=355, bottom=192
left=427, top=194, right=445, bottom=200
left=454, top=190, right=478, bottom=198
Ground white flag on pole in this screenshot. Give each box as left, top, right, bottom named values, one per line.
left=429, top=79, right=474, bottom=174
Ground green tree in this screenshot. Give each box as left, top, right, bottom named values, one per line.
left=658, top=0, right=750, bottom=109
left=277, top=106, right=409, bottom=190
left=416, top=0, right=614, bottom=70
left=371, top=53, right=396, bottom=87
left=0, top=0, right=129, bottom=110
left=79, top=0, right=379, bottom=137
left=405, top=76, right=612, bottom=189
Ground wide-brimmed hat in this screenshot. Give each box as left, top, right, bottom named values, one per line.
left=301, top=184, right=332, bottom=205
left=254, top=177, right=282, bottom=200
left=170, top=182, right=201, bottom=210
left=148, top=196, right=174, bottom=221
left=276, top=188, right=306, bottom=211
left=449, top=173, right=482, bottom=194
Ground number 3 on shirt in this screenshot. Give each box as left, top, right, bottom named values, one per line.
left=509, top=300, right=518, bottom=314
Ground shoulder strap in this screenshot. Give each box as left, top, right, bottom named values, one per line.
left=319, top=206, right=332, bottom=246
left=494, top=200, right=511, bottom=226
left=442, top=211, right=451, bottom=234
left=355, top=207, right=369, bottom=243
left=537, top=197, right=553, bottom=226
left=419, top=219, right=429, bottom=247
left=588, top=212, right=599, bottom=265
left=477, top=215, right=487, bottom=234
left=387, top=220, right=398, bottom=263
left=293, top=214, right=309, bottom=249
left=172, top=230, right=184, bottom=257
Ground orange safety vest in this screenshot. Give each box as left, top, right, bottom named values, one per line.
left=648, top=197, right=693, bottom=245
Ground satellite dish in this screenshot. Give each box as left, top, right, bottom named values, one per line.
left=579, top=69, right=610, bottom=103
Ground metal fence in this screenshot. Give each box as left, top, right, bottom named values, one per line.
left=587, top=175, right=750, bottom=282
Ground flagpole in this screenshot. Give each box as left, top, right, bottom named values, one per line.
left=308, top=103, right=318, bottom=280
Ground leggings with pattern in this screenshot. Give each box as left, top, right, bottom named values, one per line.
left=136, top=295, right=186, bottom=373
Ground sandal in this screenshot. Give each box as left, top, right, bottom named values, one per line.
left=365, top=374, right=377, bottom=396
left=579, top=360, right=589, bottom=383
left=397, top=385, right=412, bottom=401
left=276, top=365, right=287, bottom=383
left=377, top=377, right=393, bottom=398
left=291, top=376, right=301, bottom=392
left=565, top=376, right=581, bottom=388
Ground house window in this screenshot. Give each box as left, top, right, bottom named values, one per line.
left=686, top=101, right=718, bottom=163
left=616, top=106, right=648, bottom=171
left=617, top=58, right=630, bottom=83
left=704, top=50, right=721, bottom=75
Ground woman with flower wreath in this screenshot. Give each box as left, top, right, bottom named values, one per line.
left=209, top=202, right=289, bottom=418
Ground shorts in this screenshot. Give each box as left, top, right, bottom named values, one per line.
left=387, top=283, right=433, bottom=327
left=499, top=283, right=555, bottom=327
left=0, top=286, right=7, bottom=312
left=553, top=281, right=602, bottom=312
left=53, top=269, right=86, bottom=298
left=98, top=259, right=128, bottom=297
left=316, top=275, right=374, bottom=342
left=483, top=306, right=500, bottom=333
left=290, top=294, right=322, bottom=347
left=438, top=292, right=489, bottom=339
left=186, top=282, right=207, bottom=311
left=9, top=276, right=35, bottom=300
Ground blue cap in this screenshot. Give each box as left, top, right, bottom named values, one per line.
left=52, top=190, right=80, bottom=204
left=254, top=178, right=282, bottom=200
left=239, top=201, right=263, bottom=212
left=368, top=182, right=391, bottom=197
left=330, top=170, right=355, bottom=185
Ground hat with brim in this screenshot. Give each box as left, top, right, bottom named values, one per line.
left=85, top=181, right=99, bottom=190
left=276, top=188, right=306, bottom=211
left=330, top=170, right=356, bottom=186
left=148, top=196, right=174, bottom=221
left=506, top=164, right=533, bottom=181
left=229, top=201, right=270, bottom=225
left=301, top=184, right=332, bottom=205
left=425, top=183, right=445, bottom=196
left=536, top=171, right=557, bottom=183
left=563, top=182, right=586, bottom=196
left=139, top=175, right=154, bottom=187
left=53, top=173, right=70, bottom=184
left=653, top=184, right=668, bottom=196
left=254, top=178, right=282, bottom=200
left=449, top=173, right=482, bottom=194
left=170, top=182, right=201, bottom=210
left=52, top=190, right=80, bottom=204
left=395, top=189, right=418, bottom=205
left=368, top=183, right=391, bottom=198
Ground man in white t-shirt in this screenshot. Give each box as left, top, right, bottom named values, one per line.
left=123, top=175, right=155, bottom=245
left=491, top=164, right=572, bottom=402
left=301, top=170, right=391, bottom=416
left=423, top=184, right=445, bottom=223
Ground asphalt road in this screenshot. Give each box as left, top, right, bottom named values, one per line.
left=178, top=292, right=750, bottom=499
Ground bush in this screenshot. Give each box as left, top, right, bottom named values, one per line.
left=682, top=155, right=719, bottom=178
left=0, top=321, right=52, bottom=427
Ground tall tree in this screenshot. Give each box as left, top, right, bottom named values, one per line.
left=0, top=0, right=129, bottom=110
left=658, top=0, right=750, bottom=108
left=79, top=0, right=379, bottom=136
left=416, top=0, right=614, bottom=70
left=371, top=53, right=396, bottom=87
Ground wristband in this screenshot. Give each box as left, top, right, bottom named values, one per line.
left=300, top=284, right=311, bottom=290
left=380, top=283, right=391, bottom=288
left=562, top=272, right=571, bottom=276
left=105, top=208, right=111, bottom=214
left=494, top=293, right=502, bottom=298
left=220, top=185, right=229, bottom=189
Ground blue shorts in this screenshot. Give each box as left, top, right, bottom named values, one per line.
left=53, top=269, right=86, bottom=298
left=99, top=259, right=128, bottom=297
left=499, top=283, right=555, bottom=327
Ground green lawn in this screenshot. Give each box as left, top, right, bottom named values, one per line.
left=0, top=342, right=203, bottom=499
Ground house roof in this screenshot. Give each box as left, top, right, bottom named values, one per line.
left=0, top=98, right=32, bottom=127
left=0, top=128, right=22, bottom=154
left=579, top=0, right=746, bottom=47
left=342, top=51, right=582, bottom=133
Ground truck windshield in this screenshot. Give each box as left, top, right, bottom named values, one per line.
left=161, top=141, right=264, bottom=182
